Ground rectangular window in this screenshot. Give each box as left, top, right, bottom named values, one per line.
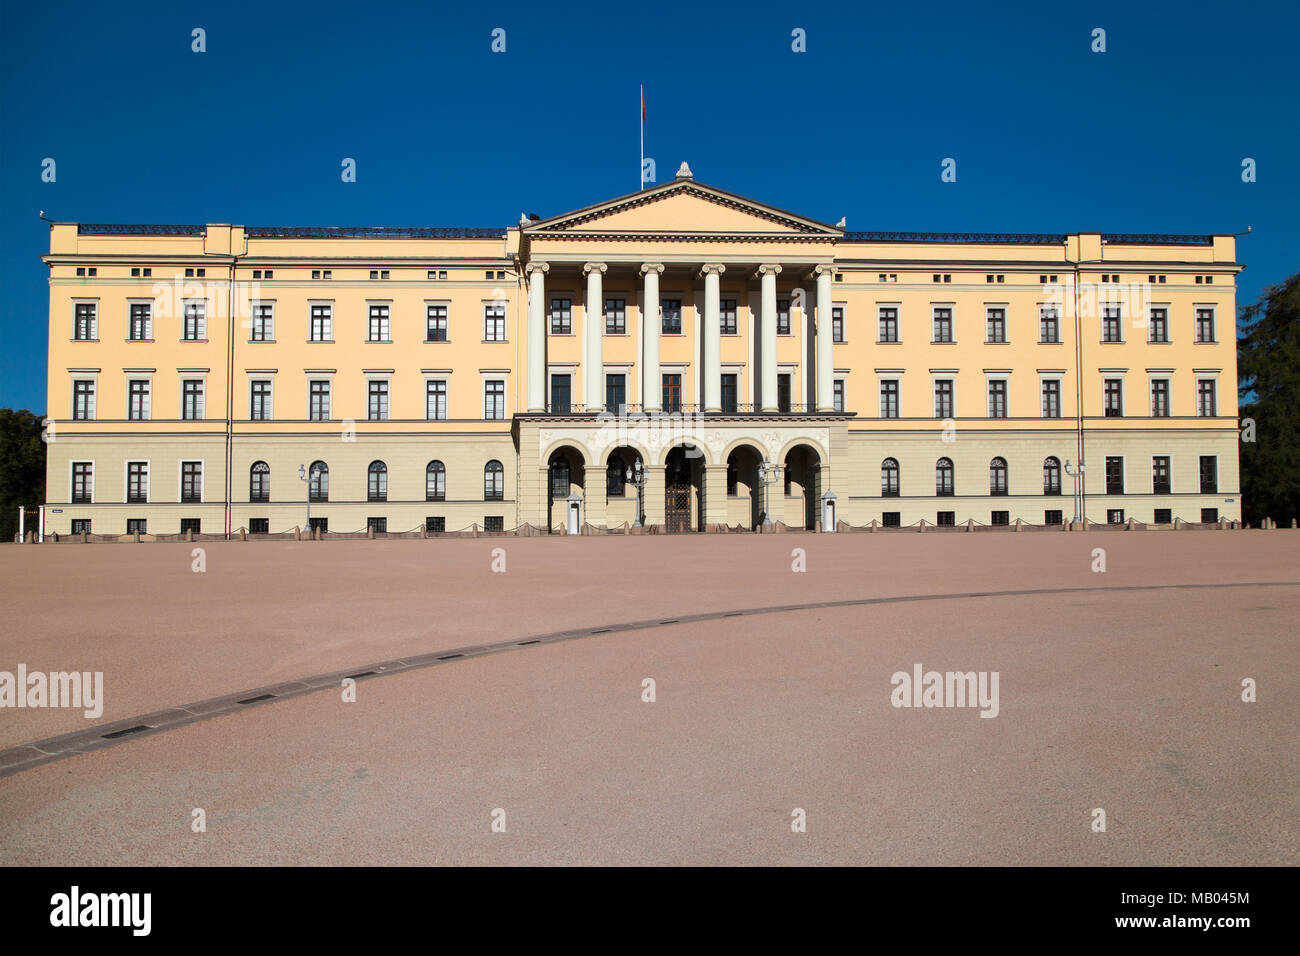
left=250, top=380, right=272, bottom=420
left=182, top=300, right=205, bottom=341
left=71, top=462, right=93, bottom=504
left=718, top=374, right=738, bottom=413
left=991, top=511, right=1010, bottom=526
left=1199, top=456, right=1218, bottom=493
left=1195, top=308, right=1215, bottom=343
left=181, top=379, right=204, bottom=420
left=368, top=381, right=389, bottom=421
left=661, top=299, right=682, bottom=335
left=484, top=516, right=505, bottom=533
left=1197, top=379, right=1217, bottom=417
left=71, top=519, right=92, bottom=535
left=1103, top=379, right=1123, bottom=417
left=180, top=518, right=201, bottom=535
left=985, top=307, right=1006, bottom=343
left=1201, top=507, right=1219, bottom=523
left=368, top=304, right=391, bottom=342
left=879, top=380, right=899, bottom=419
left=932, top=307, right=952, bottom=343
left=74, top=303, right=97, bottom=340
left=484, top=380, right=505, bottom=420
left=425, top=516, right=445, bottom=533
left=426, top=380, right=447, bottom=420
left=776, top=299, right=791, bottom=335
left=128, top=380, right=151, bottom=420
left=426, top=304, right=448, bottom=342
left=1102, top=305, right=1122, bottom=342
left=878, top=307, right=898, bottom=343
left=882, top=512, right=901, bottom=528
left=1107, top=509, right=1125, bottom=525
left=1044, top=510, right=1063, bottom=525
left=1151, top=379, right=1170, bottom=417
left=832, top=306, right=844, bottom=344
left=934, top=380, right=953, bottom=419
left=987, top=380, right=1007, bottom=419
left=308, top=517, right=328, bottom=533
left=832, top=379, right=845, bottom=414
left=1149, top=307, right=1169, bottom=343
left=127, top=461, right=148, bottom=503
left=937, top=511, right=955, bottom=526
left=181, top=461, right=203, bottom=503
left=777, top=374, right=792, bottom=413
left=606, top=373, right=627, bottom=413
left=309, top=380, right=331, bottom=421
left=310, top=304, right=333, bottom=341
left=1105, top=456, right=1124, bottom=495
left=719, top=299, right=737, bottom=336
left=248, top=518, right=269, bottom=534
left=126, top=518, right=147, bottom=535
left=1039, top=306, right=1060, bottom=344
left=367, top=517, right=387, bottom=535
left=550, top=374, right=571, bottom=414
left=549, top=298, right=571, bottom=335
left=662, top=374, right=681, bottom=413
left=1154, top=509, right=1172, bottom=524
left=605, top=298, right=627, bottom=335
left=484, top=303, right=506, bottom=341
left=72, top=380, right=95, bottom=420
left=250, top=302, right=273, bottom=341
left=130, top=303, right=152, bottom=341
left=1042, top=379, right=1061, bottom=418
left=1152, top=456, right=1171, bottom=495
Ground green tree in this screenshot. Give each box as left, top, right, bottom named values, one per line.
left=0, top=409, right=47, bottom=541
left=1238, top=271, right=1300, bottom=526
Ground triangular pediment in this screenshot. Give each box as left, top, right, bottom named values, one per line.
left=524, top=180, right=841, bottom=238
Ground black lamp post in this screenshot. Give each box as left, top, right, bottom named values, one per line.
left=625, top=458, right=647, bottom=527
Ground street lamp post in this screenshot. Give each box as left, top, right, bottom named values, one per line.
left=758, top=459, right=783, bottom=528
left=625, top=458, right=647, bottom=527
left=298, top=462, right=321, bottom=533
left=1064, top=459, right=1084, bottom=525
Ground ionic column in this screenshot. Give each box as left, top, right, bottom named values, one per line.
left=641, top=263, right=664, bottom=411
left=701, top=263, right=725, bottom=413
left=815, top=264, right=835, bottom=412
left=584, top=262, right=607, bottom=412
left=525, top=262, right=549, bottom=412
left=758, top=264, right=781, bottom=412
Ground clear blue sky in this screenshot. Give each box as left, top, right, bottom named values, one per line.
left=2, top=0, right=1296, bottom=413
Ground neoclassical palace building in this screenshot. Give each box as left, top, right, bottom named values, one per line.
left=42, top=164, right=1242, bottom=536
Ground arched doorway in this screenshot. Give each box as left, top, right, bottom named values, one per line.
left=664, top=444, right=704, bottom=533
left=605, top=445, right=646, bottom=527
left=783, top=444, right=822, bottom=531
left=547, top=446, right=585, bottom=532
left=726, top=445, right=763, bottom=530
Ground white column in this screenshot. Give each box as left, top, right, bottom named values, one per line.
left=526, top=262, right=548, bottom=412
left=758, top=264, right=781, bottom=412
left=815, top=264, right=835, bottom=412
left=641, top=263, right=664, bottom=411
left=584, top=262, right=607, bottom=412
left=701, top=263, right=725, bottom=413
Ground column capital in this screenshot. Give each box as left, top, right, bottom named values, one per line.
left=756, top=263, right=783, bottom=278
left=699, top=263, right=726, bottom=277
left=525, top=261, right=550, bottom=276
left=640, top=262, right=665, bottom=275
left=812, top=263, right=835, bottom=278
left=582, top=262, right=607, bottom=276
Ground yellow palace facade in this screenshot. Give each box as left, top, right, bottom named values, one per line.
left=42, top=164, right=1242, bottom=535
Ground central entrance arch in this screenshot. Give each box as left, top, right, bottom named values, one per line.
left=547, top=446, right=586, bottom=532
left=664, top=444, right=704, bottom=533
left=783, top=443, right=822, bottom=531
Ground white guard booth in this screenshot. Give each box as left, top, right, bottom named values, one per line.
left=821, top=490, right=837, bottom=533
left=566, top=492, right=582, bottom=535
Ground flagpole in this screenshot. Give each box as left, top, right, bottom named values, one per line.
left=639, top=82, right=644, bottom=191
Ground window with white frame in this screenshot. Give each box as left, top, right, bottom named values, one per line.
left=250, top=379, right=272, bottom=420
left=181, top=461, right=203, bottom=503
left=879, top=306, right=898, bottom=343
left=130, top=303, right=152, bottom=341
left=74, top=302, right=97, bottom=340
left=71, top=462, right=93, bottom=504
left=427, top=303, right=449, bottom=342
left=1041, top=379, right=1061, bottom=418
left=1150, top=378, right=1170, bottom=417
left=310, top=303, right=333, bottom=341
left=127, top=461, right=149, bottom=503
left=250, top=302, right=274, bottom=341
left=987, top=379, right=1007, bottom=418
left=368, top=304, right=391, bottom=342
left=484, top=303, right=506, bottom=341
left=181, top=379, right=204, bottom=420
left=1039, top=305, right=1060, bottom=343
left=72, top=379, right=96, bottom=420
left=932, top=306, right=952, bottom=343
left=484, top=379, right=505, bottom=420
left=127, top=379, right=151, bottom=420
left=986, top=307, right=1007, bottom=343
left=309, top=380, right=331, bottom=420
left=182, top=300, right=205, bottom=341
left=879, top=379, right=899, bottom=418
left=426, top=379, right=447, bottom=420
left=367, top=380, right=389, bottom=421
left=1197, top=378, right=1217, bottom=417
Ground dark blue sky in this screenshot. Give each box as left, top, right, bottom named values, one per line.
left=2, top=0, right=1296, bottom=412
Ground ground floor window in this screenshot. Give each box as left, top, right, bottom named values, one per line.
left=127, top=518, right=147, bottom=535
left=1154, top=508, right=1172, bottom=524
left=309, top=517, right=328, bottom=533
left=180, top=518, right=201, bottom=534
left=426, top=516, right=445, bottom=533
left=1107, top=509, right=1125, bottom=525
left=937, top=511, right=955, bottom=526
left=248, top=518, right=269, bottom=534
left=882, top=512, right=900, bottom=527
left=484, top=515, right=504, bottom=532
left=991, top=511, right=1009, bottom=526
left=367, top=517, right=387, bottom=535
left=71, top=519, right=91, bottom=534
left=1201, top=508, right=1219, bottom=523
left=1044, top=510, right=1063, bottom=525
